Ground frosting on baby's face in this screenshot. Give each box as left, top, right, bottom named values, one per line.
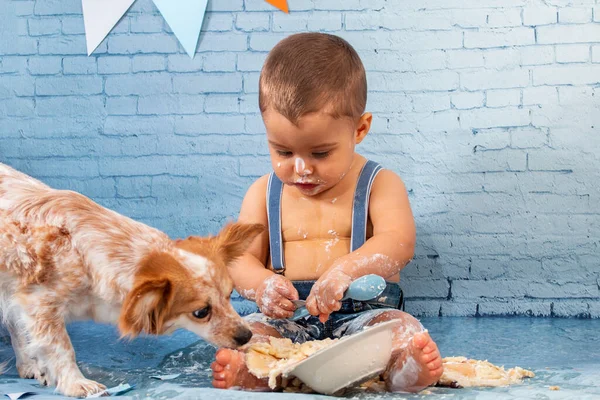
left=263, top=110, right=359, bottom=197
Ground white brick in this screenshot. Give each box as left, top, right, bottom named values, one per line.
left=537, top=24, right=600, bottom=44
left=451, top=92, right=485, bottom=109
left=487, top=9, right=522, bottom=27
left=534, top=65, right=600, bottom=85
left=519, top=46, right=554, bottom=65
left=411, top=93, right=451, bottom=112
left=484, top=48, right=520, bottom=69
left=556, top=44, right=590, bottom=63
left=307, top=13, right=342, bottom=31
left=558, top=7, right=592, bottom=23
left=510, top=127, right=549, bottom=148
left=460, top=107, right=530, bottom=129
left=558, top=86, right=595, bottom=104
left=461, top=69, right=529, bottom=90
left=522, top=87, right=558, bottom=105
left=445, top=50, right=484, bottom=69
left=523, top=7, right=557, bottom=25
left=465, top=27, right=535, bottom=48
left=594, top=7, right=600, bottom=22
left=592, top=45, right=600, bottom=63
left=486, top=89, right=521, bottom=107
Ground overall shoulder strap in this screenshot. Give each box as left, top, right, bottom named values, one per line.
left=266, top=173, right=285, bottom=273
left=350, top=160, right=383, bottom=252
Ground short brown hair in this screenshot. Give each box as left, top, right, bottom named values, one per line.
left=259, top=32, right=367, bottom=124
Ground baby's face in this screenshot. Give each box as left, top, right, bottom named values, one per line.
left=263, top=109, right=361, bottom=197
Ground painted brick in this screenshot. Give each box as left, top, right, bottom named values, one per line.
left=98, top=56, right=131, bottom=74
left=33, top=0, right=82, bottom=16
left=107, top=34, right=179, bottom=54
left=106, top=73, right=172, bottom=95
left=307, top=13, right=342, bottom=31
left=36, top=76, right=103, bottom=96
left=519, top=45, right=554, bottom=65
left=15, top=1, right=35, bottom=16
left=478, top=300, right=552, bottom=317
left=116, top=177, right=152, bottom=198
left=461, top=69, right=529, bottom=90
left=460, top=107, right=530, bottom=129
left=175, top=115, right=245, bottom=135
left=537, top=24, right=600, bottom=44
left=36, top=96, right=105, bottom=116
left=173, top=73, right=242, bottom=94
left=28, top=18, right=61, bottom=36
left=197, top=33, right=248, bottom=52
left=272, top=13, right=308, bottom=32
left=595, top=7, right=600, bottom=22
left=28, top=56, right=62, bottom=75
left=464, top=28, right=535, bottom=48
left=523, top=7, right=558, bottom=25
left=236, top=52, right=267, bottom=72
left=559, top=7, right=592, bottom=23
left=138, top=94, right=203, bottom=115
left=106, top=97, right=137, bottom=116
left=130, top=15, right=164, bottom=34
left=63, top=56, right=97, bottom=74
left=61, top=16, right=86, bottom=35
left=167, top=55, right=203, bottom=73
left=202, top=13, right=234, bottom=32
left=235, top=13, right=270, bottom=32
left=411, top=93, right=451, bottom=113
left=132, top=55, right=166, bottom=72
left=208, top=0, right=244, bottom=12
left=483, top=48, right=521, bottom=69
left=592, top=45, right=600, bottom=63
left=451, top=92, right=485, bottom=110
left=486, top=89, right=521, bottom=107
left=202, top=52, right=236, bottom=72
left=104, top=116, right=174, bottom=136
left=522, top=87, right=558, bottom=105
left=204, top=95, right=239, bottom=113
left=556, top=44, right=590, bottom=63
left=0, top=98, right=34, bottom=117
left=40, top=35, right=102, bottom=55
left=370, top=71, right=459, bottom=92
left=446, top=50, right=484, bottom=69
left=533, top=65, right=600, bottom=85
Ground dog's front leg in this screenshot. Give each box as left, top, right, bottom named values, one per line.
left=20, top=304, right=106, bottom=398
left=5, top=320, right=46, bottom=382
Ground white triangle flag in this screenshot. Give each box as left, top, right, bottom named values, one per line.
left=82, top=0, right=136, bottom=55
left=152, top=0, right=208, bottom=58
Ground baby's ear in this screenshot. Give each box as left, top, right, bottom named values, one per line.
left=119, top=277, right=174, bottom=338
left=216, top=222, right=265, bottom=265
left=355, top=112, right=372, bottom=144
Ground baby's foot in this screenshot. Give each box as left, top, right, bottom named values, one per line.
left=385, top=332, right=443, bottom=392
left=211, top=349, right=271, bottom=391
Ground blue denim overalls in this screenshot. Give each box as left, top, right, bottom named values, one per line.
left=249, top=160, right=405, bottom=342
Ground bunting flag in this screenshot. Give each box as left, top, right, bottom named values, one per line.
left=83, top=0, right=289, bottom=57
left=152, top=0, right=209, bottom=58
left=265, top=0, right=289, bottom=13
left=82, top=0, right=136, bottom=55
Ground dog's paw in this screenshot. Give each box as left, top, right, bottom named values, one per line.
left=16, top=360, right=44, bottom=381
left=59, top=378, right=106, bottom=398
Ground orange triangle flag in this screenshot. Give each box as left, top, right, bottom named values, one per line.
left=265, top=0, right=289, bottom=13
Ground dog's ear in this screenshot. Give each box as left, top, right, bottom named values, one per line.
left=216, top=222, right=265, bottom=265
left=118, top=277, right=174, bottom=338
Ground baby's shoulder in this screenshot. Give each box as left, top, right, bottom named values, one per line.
left=371, top=168, right=408, bottom=198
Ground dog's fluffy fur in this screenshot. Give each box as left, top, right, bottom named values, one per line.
left=0, top=163, right=263, bottom=397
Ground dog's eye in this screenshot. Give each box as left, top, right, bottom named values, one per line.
left=192, top=306, right=211, bottom=319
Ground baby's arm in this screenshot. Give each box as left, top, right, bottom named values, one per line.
left=229, top=175, right=299, bottom=318
left=306, top=170, right=416, bottom=321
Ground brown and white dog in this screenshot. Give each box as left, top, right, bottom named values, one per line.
left=0, top=163, right=263, bottom=397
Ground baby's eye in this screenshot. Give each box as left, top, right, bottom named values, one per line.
left=312, top=151, right=330, bottom=159
left=276, top=150, right=293, bottom=157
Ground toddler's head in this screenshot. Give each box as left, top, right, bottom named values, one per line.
left=259, top=33, right=371, bottom=197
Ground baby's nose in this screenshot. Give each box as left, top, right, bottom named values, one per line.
left=294, top=157, right=313, bottom=176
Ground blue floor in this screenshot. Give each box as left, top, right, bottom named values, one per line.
left=1, top=317, right=599, bottom=399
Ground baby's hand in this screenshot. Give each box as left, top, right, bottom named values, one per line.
left=255, top=274, right=299, bottom=319
left=305, top=268, right=353, bottom=323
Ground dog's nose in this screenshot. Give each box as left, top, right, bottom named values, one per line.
left=233, top=327, right=253, bottom=346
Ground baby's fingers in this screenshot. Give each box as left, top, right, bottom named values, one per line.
left=305, top=295, right=319, bottom=316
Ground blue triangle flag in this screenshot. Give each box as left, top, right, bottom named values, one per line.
left=152, top=0, right=208, bottom=58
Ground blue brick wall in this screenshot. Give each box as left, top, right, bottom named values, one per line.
left=1, top=0, right=599, bottom=317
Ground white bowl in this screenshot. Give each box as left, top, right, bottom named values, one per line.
left=286, top=319, right=398, bottom=395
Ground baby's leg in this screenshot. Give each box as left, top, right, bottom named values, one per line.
left=211, top=316, right=283, bottom=391
left=343, top=309, right=443, bottom=392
